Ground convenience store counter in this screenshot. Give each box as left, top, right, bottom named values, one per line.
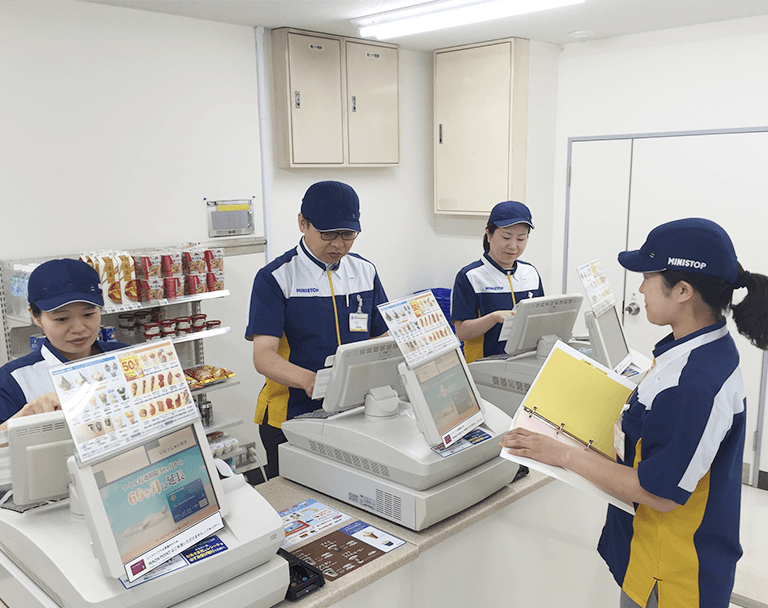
left=258, top=471, right=551, bottom=608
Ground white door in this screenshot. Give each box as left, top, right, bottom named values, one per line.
left=568, top=130, right=768, bottom=484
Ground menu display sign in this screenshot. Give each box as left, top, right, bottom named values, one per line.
left=49, top=339, right=198, bottom=464
left=378, top=290, right=460, bottom=367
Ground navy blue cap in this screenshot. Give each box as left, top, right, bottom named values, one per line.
left=300, top=181, right=361, bottom=232
left=618, top=218, right=738, bottom=284
left=488, top=201, right=534, bottom=229
left=28, top=259, right=104, bottom=311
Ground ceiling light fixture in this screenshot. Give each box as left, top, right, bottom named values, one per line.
left=354, top=0, right=586, bottom=40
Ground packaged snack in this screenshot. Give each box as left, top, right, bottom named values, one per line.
left=139, top=276, right=164, bottom=302
left=191, top=313, right=207, bottom=332
left=163, top=276, right=183, bottom=300
left=161, top=250, right=183, bottom=277
left=205, top=320, right=222, bottom=331
left=184, top=365, right=236, bottom=385
left=99, top=253, right=122, bottom=305
left=206, top=269, right=225, bottom=292
left=136, top=253, right=162, bottom=279
left=118, top=253, right=138, bottom=303
left=204, top=248, right=224, bottom=272
left=182, top=249, right=207, bottom=275
left=185, top=274, right=207, bottom=295
left=176, top=316, right=192, bottom=336
left=143, top=322, right=161, bottom=340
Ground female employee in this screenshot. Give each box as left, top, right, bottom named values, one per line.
left=0, top=258, right=128, bottom=430
left=500, top=218, right=768, bottom=608
left=451, top=200, right=544, bottom=363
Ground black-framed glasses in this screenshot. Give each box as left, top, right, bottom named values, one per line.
left=319, top=230, right=359, bottom=241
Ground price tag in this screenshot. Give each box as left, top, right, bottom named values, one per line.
left=120, top=354, right=145, bottom=381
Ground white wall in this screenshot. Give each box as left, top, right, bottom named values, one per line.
left=551, top=15, right=768, bottom=289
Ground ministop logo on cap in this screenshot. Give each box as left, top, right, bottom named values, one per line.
left=618, top=218, right=738, bottom=284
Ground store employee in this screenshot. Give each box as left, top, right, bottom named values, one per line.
left=246, top=181, right=389, bottom=479
left=0, top=259, right=128, bottom=430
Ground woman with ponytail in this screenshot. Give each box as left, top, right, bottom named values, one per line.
left=501, top=218, right=768, bottom=608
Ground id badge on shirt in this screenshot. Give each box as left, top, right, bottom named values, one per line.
left=349, top=313, right=368, bottom=332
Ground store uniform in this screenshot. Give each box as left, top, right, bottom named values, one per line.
left=0, top=338, right=127, bottom=424
left=452, top=254, right=544, bottom=363
left=246, top=181, right=389, bottom=479
left=599, top=219, right=746, bottom=608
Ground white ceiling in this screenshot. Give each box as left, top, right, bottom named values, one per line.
left=80, top=0, right=768, bottom=51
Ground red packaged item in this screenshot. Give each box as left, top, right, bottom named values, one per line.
left=136, top=254, right=162, bottom=279
left=206, top=269, right=225, bottom=292
left=205, top=248, right=224, bottom=272
left=206, top=320, right=222, bottom=331
left=139, top=277, right=164, bottom=302
left=176, top=316, right=192, bottom=336
left=163, top=276, right=182, bottom=300
left=191, top=313, right=207, bottom=332
left=161, top=319, right=176, bottom=338
left=182, top=250, right=207, bottom=275
left=143, top=322, right=161, bottom=340
left=161, top=252, right=183, bottom=277
left=185, top=274, right=207, bottom=295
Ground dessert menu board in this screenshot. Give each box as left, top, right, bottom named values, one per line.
left=49, top=339, right=198, bottom=464
left=378, top=290, right=460, bottom=367
left=576, top=259, right=616, bottom=317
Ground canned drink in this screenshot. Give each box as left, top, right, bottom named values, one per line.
left=198, top=400, right=213, bottom=426
left=101, top=326, right=117, bottom=342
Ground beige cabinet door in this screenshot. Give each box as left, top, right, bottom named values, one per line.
left=434, top=41, right=512, bottom=215
left=286, top=32, right=344, bottom=165
left=345, top=41, right=399, bottom=165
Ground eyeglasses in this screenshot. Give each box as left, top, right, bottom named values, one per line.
left=319, top=230, right=359, bottom=241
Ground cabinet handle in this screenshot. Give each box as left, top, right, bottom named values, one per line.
left=294, top=91, right=301, bottom=109
left=439, top=124, right=443, bottom=144
left=351, top=95, right=356, bottom=112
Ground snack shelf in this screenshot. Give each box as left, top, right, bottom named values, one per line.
left=102, top=289, right=231, bottom=315
left=202, top=412, right=243, bottom=435
left=190, top=379, right=240, bottom=396
left=172, top=326, right=231, bottom=345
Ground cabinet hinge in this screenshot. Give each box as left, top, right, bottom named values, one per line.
left=566, top=166, right=571, bottom=187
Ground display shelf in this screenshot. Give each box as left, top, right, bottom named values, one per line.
left=202, top=413, right=243, bottom=435
left=171, top=326, right=231, bottom=345
left=190, top=379, right=240, bottom=396
left=102, top=289, right=231, bottom=315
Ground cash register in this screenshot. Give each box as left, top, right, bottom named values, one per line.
left=278, top=337, right=519, bottom=531
left=0, top=413, right=288, bottom=608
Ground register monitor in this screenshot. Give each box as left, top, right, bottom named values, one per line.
left=503, top=293, right=584, bottom=357
left=0, top=416, right=289, bottom=608
left=279, top=339, right=518, bottom=531
left=468, top=293, right=585, bottom=417
left=584, top=306, right=631, bottom=374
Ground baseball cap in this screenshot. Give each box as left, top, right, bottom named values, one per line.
left=618, top=218, right=738, bottom=284
left=28, top=259, right=104, bottom=311
left=488, top=201, right=534, bottom=229
left=300, top=181, right=361, bottom=232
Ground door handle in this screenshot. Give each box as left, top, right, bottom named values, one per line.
left=624, top=302, right=641, bottom=316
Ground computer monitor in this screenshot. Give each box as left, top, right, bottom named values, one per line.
left=322, top=336, right=406, bottom=413
left=398, top=347, right=485, bottom=448
left=502, top=294, right=584, bottom=357
left=7, top=410, right=74, bottom=506
left=584, top=306, right=631, bottom=374
left=67, top=420, right=227, bottom=582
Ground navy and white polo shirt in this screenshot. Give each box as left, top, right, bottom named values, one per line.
left=0, top=339, right=128, bottom=423
left=451, top=253, right=544, bottom=362
left=598, top=320, right=745, bottom=608
left=246, top=238, right=388, bottom=426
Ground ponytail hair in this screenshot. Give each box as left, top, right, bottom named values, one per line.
left=732, top=265, right=768, bottom=350
left=482, top=222, right=496, bottom=253
left=661, top=264, right=768, bottom=350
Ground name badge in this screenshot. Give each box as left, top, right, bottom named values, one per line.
left=613, top=419, right=626, bottom=462
left=349, top=313, right=368, bottom=332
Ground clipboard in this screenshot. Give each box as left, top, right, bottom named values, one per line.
left=500, top=340, right=636, bottom=514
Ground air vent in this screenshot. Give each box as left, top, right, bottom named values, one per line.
left=490, top=376, right=528, bottom=395
left=307, top=441, right=391, bottom=479
left=374, top=489, right=402, bottom=521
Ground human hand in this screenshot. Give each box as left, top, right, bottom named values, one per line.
left=494, top=309, right=516, bottom=324
left=499, top=428, right=573, bottom=468
left=304, top=372, right=317, bottom=399
left=18, top=393, right=61, bottom=417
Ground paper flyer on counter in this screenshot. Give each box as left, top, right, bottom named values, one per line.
left=378, top=290, right=460, bottom=367
left=576, top=259, right=616, bottom=317
left=279, top=499, right=352, bottom=549
left=49, top=339, right=199, bottom=464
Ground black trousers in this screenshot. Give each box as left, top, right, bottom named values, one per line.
left=259, top=423, right=287, bottom=480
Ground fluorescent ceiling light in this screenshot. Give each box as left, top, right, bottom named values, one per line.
left=355, top=0, right=586, bottom=40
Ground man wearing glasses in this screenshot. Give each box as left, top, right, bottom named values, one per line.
left=246, top=181, right=389, bottom=479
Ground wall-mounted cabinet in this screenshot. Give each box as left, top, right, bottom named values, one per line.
left=271, top=28, right=400, bottom=168
left=433, top=38, right=529, bottom=216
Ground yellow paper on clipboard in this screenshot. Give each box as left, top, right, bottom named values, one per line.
left=519, top=341, right=635, bottom=460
